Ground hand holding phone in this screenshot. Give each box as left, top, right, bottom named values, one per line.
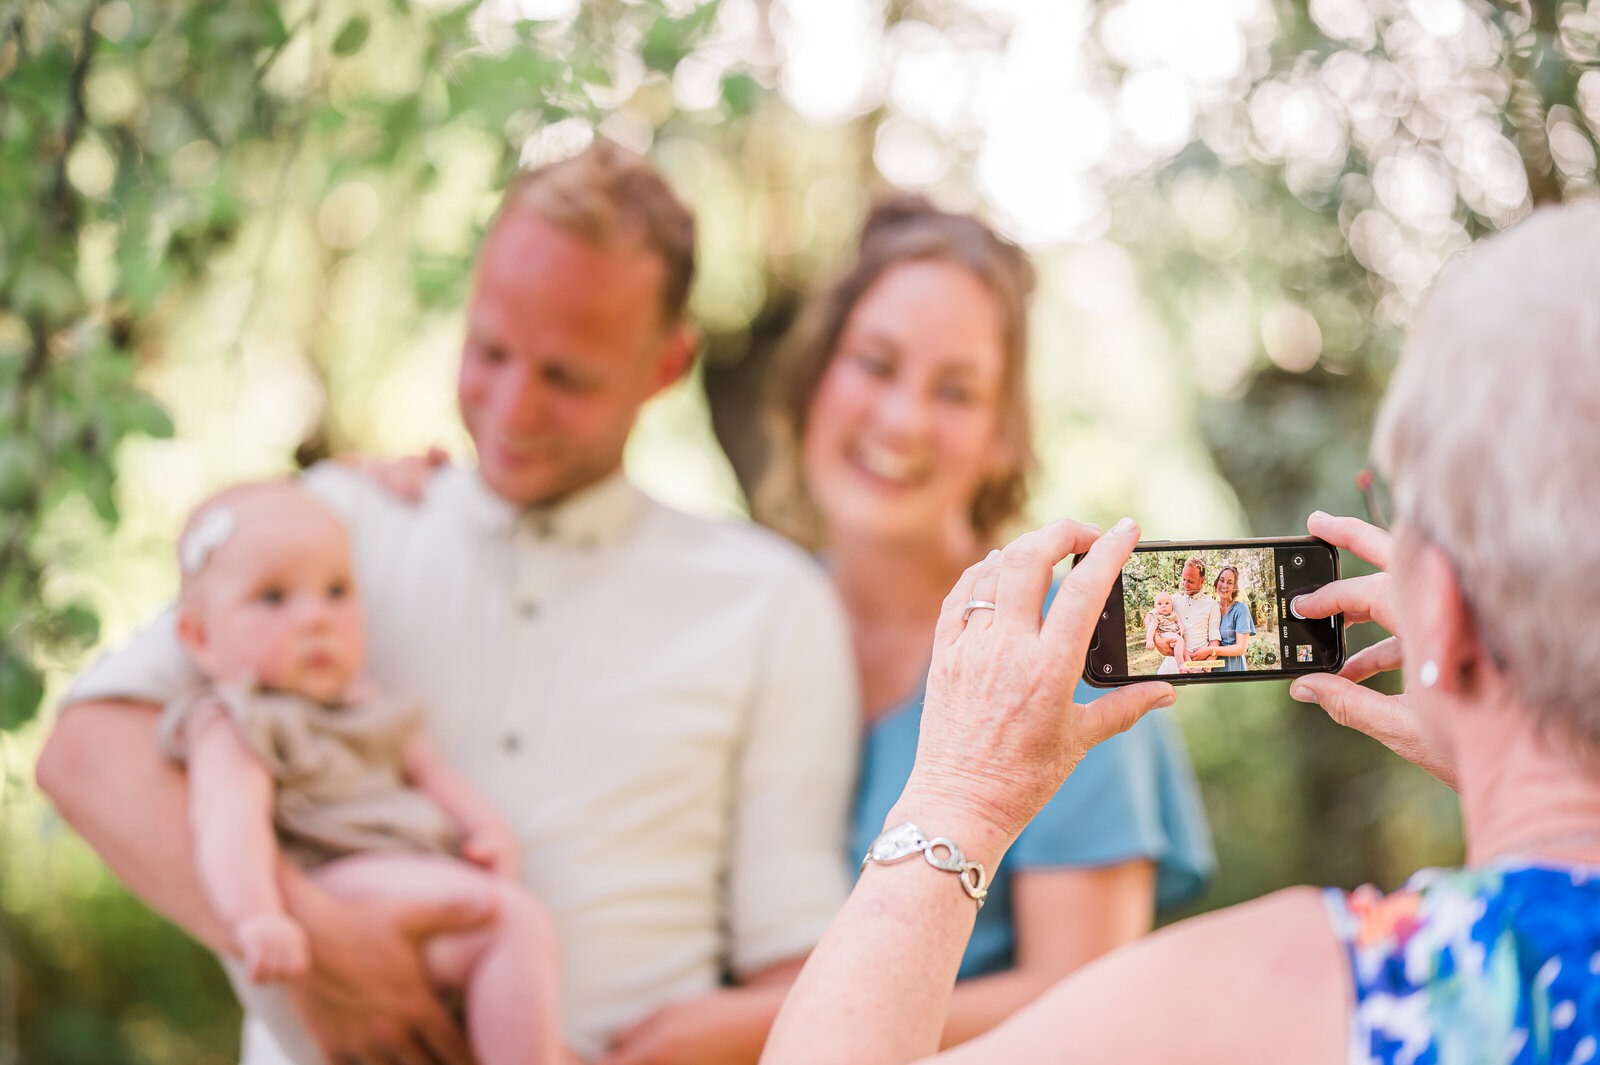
left=1078, top=537, right=1344, bottom=685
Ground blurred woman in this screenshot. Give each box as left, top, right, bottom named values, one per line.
left=761, top=204, right=1600, bottom=1065
left=1213, top=564, right=1254, bottom=672
left=756, top=195, right=1212, bottom=1046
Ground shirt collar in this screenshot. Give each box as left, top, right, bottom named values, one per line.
left=459, top=467, right=646, bottom=549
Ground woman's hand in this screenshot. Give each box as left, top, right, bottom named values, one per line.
left=894, top=518, right=1177, bottom=848
left=1288, top=511, right=1457, bottom=789
left=337, top=446, right=450, bottom=502
left=596, top=986, right=784, bottom=1065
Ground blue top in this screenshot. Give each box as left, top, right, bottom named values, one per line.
left=1324, top=861, right=1600, bottom=1065
left=1218, top=600, right=1256, bottom=673
left=850, top=588, right=1215, bottom=979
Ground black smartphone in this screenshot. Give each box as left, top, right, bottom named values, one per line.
left=1078, top=537, right=1344, bottom=686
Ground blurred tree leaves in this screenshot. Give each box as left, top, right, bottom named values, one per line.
left=0, top=0, right=728, bottom=739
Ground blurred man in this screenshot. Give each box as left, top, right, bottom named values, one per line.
left=1156, top=558, right=1221, bottom=666
left=37, top=141, right=858, bottom=1065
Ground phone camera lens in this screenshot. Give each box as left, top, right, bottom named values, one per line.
left=1291, top=554, right=1305, bottom=568
left=1101, top=664, right=1112, bottom=675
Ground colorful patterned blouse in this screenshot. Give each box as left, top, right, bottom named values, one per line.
left=1324, top=862, right=1600, bottom=1065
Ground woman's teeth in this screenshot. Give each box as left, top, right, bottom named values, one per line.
left=853, top=443, right=921, bottom=484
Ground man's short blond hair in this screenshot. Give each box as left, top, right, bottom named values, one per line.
left=496, top=140, right=696, bottom=325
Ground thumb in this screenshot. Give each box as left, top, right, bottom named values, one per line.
left=1081, top=682, right=1176, bottom=747
left=1288, top=673, right=1378, bottom=732
left=390, top=893, right=497, bottom=940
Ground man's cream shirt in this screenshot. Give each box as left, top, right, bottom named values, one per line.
left=64, top=464, right=861, bottom=1061
left=1171, top=591, right=1222, bottom=654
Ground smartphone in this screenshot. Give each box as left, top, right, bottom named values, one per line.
left=1079, top=537, right=1344, bottom=686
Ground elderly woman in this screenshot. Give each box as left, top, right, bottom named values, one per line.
left=760, top=204, right=1600, bottom=1065
left=1213, top=564, right=1254, bottom=672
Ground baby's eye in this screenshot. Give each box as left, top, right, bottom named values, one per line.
left=258, top=587, right=286, bottom=606
left=327, top=580, right=349, bottom=600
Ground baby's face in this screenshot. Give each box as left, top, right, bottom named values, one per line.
left=1154, top=593, right=1175, bottom=616
left=183, top=496, right=364, bottom=703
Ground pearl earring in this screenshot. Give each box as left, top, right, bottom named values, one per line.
left=1417, top=661, right=1439, bottom=688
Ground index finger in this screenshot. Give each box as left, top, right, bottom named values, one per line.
left=1307, top=511, right=1391, bottom=571
left=1291, top=572, right=1396, bottom=633
left=992, top=519, right=1103, bottom=635
left=1042, top=517, right=1139, bottom=651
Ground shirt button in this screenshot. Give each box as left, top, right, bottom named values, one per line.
left=519, top=600, right=538, bottom=619
left=502, top=733, right=522, bottom=753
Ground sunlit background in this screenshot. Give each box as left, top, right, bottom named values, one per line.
left=3, top=0, right=1598, bottom=1059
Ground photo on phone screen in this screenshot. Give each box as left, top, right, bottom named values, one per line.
left=1080, top=538, right=1344, bottom=686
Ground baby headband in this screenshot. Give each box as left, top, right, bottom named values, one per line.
left=180, top=508, right=235, bottom=575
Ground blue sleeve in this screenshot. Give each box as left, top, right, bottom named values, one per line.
left=1007, top=681, right=1215, bottom=909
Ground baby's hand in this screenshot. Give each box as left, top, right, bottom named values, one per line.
left=461, top=824, right=521, bottom=880
left=235, top=912, right=311, bottom=984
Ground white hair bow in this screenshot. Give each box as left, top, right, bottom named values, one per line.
left=180, top=508, right=235, bottom=574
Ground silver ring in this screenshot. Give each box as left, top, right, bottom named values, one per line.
left=962, top=599, right=997, bottom=622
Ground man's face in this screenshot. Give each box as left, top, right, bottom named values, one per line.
left=1181, top=564, right=1204, bottom=595
left=458, top=208, right=692, bottom=507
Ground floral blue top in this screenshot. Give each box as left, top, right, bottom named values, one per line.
left=1324, top=861, right=1600, bottom=1065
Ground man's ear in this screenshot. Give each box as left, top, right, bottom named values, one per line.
left=647, top=322, right=699, bottom=397
left=1409, top=542, right=1482, bottom=693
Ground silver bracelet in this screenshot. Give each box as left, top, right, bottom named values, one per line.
left=861, top=822, right=989, bottom=910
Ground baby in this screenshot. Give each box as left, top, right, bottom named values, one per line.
left=163, top=481, right=566, bottom=1065
left=1144, top=591, right=1189, bottom=669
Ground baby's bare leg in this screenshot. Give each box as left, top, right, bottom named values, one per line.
left=1171, top=633, right=1189, bottom=665
left=312, top=853, right=565, bottom=1065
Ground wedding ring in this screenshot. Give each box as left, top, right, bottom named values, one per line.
left=962, top=599, right=997, bottom=621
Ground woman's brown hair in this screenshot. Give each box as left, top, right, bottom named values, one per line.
left=756, top=194, right=1038, bottom=549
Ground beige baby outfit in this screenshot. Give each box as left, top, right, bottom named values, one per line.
left=159, top=683, right=459, bottom=869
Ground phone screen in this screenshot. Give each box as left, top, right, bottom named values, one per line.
left=1081, top=538, right=1343, bottom=685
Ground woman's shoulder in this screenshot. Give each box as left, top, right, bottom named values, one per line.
left=1325, top=862, right=1600, bottom=1065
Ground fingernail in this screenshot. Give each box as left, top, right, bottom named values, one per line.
left=1110, top=517, right=1135, bottom=534
left=1083, top=521, right=1102, bottom=532
left=1289, top=681, right=1313, bottom=702
left=986, top=548, right=1001, bottom=562
left=1154, top=693, right=1176, bottom=709
left=1310, top=510, right=1329, bottom=520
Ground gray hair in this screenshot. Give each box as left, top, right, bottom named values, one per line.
left=1373, top=203, right=1600, bottom=747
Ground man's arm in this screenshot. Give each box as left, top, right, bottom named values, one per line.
left=37, top=698, right=235, bottom=952
left=37, top=701, right=486, bottom=1065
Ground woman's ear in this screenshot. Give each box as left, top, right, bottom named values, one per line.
left=647, top=322, right=700, bottom=397
left=1407, top=543, right=1483, bottom=694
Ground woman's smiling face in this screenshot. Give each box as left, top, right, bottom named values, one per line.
left=801, top=259, right=1009, bottom=547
